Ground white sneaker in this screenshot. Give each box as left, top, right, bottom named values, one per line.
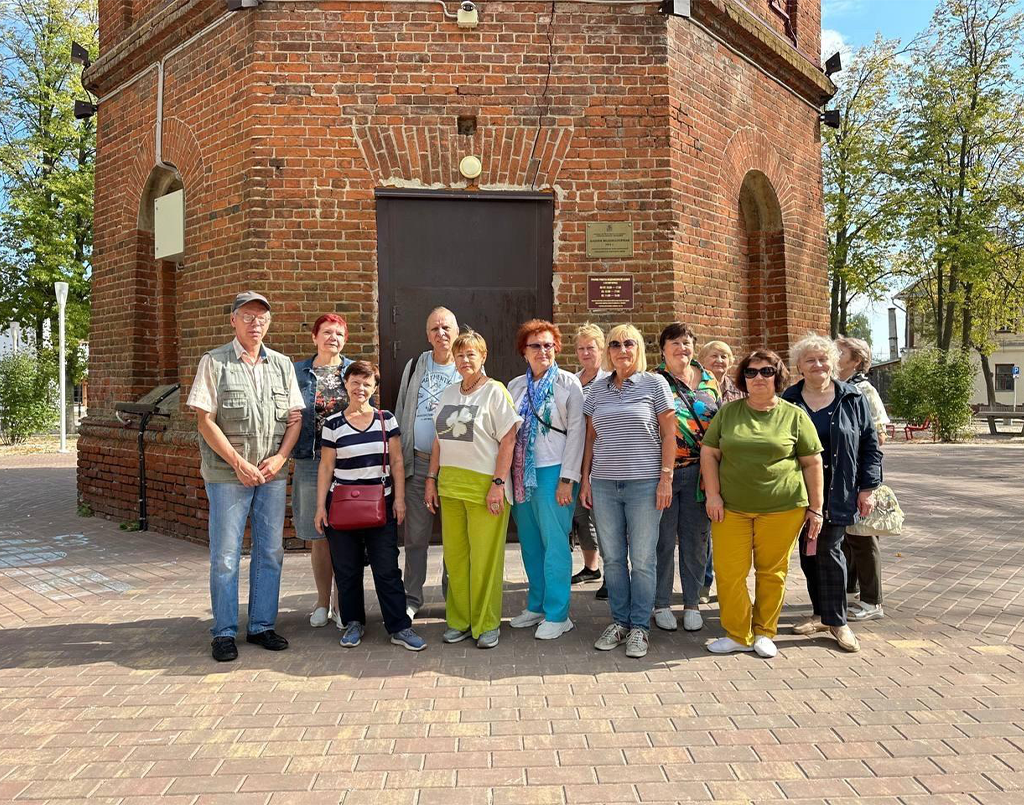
left=682, top=609, right=703, bottom=631
left=594, top=623, right=629, bottom=651
left=752, top=636, right=778, bottom=658
left=849, top=603, right=884, bottom=621
left=535, top=619, right=574, bottom=640
left=699, top=585, right=712, bottom=605
left=309, top=606, right=330, bottom=628
left=624, top=627, right=650, bottom=658
left=653, top=607, right=678, bottom=631
left=406, top=605, right=418, bottom=622
left=707, top=636, right=753, bottom=654
left=510, top=609, right=545, bottom=629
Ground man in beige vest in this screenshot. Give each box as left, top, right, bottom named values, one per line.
left=187, top=291, right=304, bottom=662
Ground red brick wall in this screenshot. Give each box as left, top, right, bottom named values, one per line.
left=81, top=1, right=831, bottom=544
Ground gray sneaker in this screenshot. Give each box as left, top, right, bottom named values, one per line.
left=476, top=628, right=500, bottom=649
left=442, top=627, right=472, bottom=644
left=594, top=623, right=629, bottom=651
left=625, top=627, right=649, bottom=658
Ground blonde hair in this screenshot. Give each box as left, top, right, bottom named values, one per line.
left=601, top=323, right=647, bottom=373
left=791, top=333, right=840, bottom=377
left=452, top=329, right=487, bottom=360
left=835, top=336, right=872, bottom=373
left=698, top=340, right=734, bottom=365
left=574, top=322, right=606, bottom=349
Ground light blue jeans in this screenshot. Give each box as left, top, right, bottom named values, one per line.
left=512, top=465, right=575, bottom=623
left=655, top=463, right=711, bottom=608
left=590, top=477, right=662, bottom=630
left=206, top=479, right=287, bottom=639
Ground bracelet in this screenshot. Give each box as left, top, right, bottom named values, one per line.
left=426, top=474, right=438, bottom=481
left=807, top=509, right=823, bottom=518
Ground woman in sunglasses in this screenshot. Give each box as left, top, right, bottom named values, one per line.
left=699, top=350, right=824, bottom=658
left=781, top=334, right=882, bottom=653
left=580, top=324, right=676, bottom=659
left=506, top=320, right=586, bottom=640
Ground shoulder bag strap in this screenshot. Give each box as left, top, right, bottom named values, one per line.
left=378, top=410, right=388, bottom=483
left=525, top=386, right=567, bottom=435
left=660, top=369, right=706, bottom=437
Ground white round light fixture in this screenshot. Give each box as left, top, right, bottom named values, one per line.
left=459, top=155, right=482, bottom=180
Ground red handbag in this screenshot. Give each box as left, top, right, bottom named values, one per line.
left=327, top=410, right=388, bottom=530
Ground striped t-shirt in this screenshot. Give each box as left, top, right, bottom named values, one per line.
left=320, top=409, right=401, bottom=496
left=583, top=371, right=674, bottom=480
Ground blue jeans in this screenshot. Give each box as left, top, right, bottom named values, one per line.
left=290, top=457, right=324, bottom=541
left=590, top=477, right=662, bottom=630
left=206, top=479, right=287, bottom=639
left=655, top=463, right=711, bottom=608
left=512, top=465, right=575, bottom=623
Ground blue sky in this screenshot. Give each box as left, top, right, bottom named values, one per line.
left=820, top=1, right=939, bottom=357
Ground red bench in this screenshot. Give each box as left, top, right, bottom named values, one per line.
left=904, top=417, right=933, bottom=441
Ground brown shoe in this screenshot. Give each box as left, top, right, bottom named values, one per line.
left=831, top=624, right=860, bottom=652
left=793, top=617, right=828, bottom=636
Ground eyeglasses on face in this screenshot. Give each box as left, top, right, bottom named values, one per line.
left=742, top=366, right=777, bottom=379
left=238, top=313, right=271, bottom=326
left=526, top=343, right=556, bottom=352
left=608, top=339, right=639, bottom=350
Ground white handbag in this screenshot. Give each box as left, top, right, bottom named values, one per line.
left=846, top=484, right=904, bottom=536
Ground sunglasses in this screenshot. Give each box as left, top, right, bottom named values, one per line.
left=608, top=339, right=639, bottom=350
left=742, top=366, right=778, bottom=379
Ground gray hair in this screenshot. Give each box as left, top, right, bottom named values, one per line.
left=835, top=336, right=872, bottom=373
left=790, top=333, right=840, bottom=377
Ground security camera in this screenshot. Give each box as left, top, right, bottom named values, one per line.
left=457, top=1, right=479, bottom=29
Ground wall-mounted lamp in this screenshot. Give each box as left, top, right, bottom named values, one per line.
left=71, top=41, right=90, bottom=68
left=824, top=52, right=843, bottom=78
left=74, top=100, right=98, bottom=120
left=457, top=1, right=479, bottom=29
left=819, top=109, right=841, bottom=129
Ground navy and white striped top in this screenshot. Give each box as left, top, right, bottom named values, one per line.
left=321, top=409, right=401, bottom=496
left=583, top=371, right=674, bottom=480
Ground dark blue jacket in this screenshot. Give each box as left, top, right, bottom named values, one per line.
left=293, top=355, right=352, bottom=460
left=782, top=378, right=883, bottom=526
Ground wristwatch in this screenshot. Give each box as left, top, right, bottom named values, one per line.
left=559, top=477, right=573, bottom=485
left=491, top=478, right=505, bottom=486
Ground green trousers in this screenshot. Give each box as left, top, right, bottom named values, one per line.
left=440, top=495, right=510, bottom=638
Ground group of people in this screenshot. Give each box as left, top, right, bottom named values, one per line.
left=190, top=291, right=889, bottom=663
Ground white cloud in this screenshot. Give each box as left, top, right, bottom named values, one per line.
left=821, top=28, right=853, bottom=65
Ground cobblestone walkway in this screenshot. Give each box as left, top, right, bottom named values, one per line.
left=1, top=445, right=1023, bottom=804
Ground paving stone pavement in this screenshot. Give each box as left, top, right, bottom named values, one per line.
left=1, top=444, right=1023, bottom=805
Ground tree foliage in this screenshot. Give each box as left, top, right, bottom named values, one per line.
left=888, top=347, right=976, bottom=441
left=0, top=0, right=96, bottom=376
left=0, top=351, right=58, bottom=444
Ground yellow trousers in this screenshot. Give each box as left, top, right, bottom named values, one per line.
left=711, top=508, right=806, bottom=645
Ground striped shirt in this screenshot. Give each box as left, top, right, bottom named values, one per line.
left=583, top=371, right=674, bottom=480
left=321, top=409, right=401, bottom=496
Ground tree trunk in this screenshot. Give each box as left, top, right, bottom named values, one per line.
left=979, top=350, right=997, bottom=434
left=830, top=273, right=841, bottom=338
left=839, top=276, right=849, bottom=335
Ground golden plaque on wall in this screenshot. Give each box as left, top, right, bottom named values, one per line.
left=586, top=222, right=634, bottom=259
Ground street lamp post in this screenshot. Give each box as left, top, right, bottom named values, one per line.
left=54, top=282, right=69, bottom=453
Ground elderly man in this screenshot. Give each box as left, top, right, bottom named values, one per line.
left=187, top=291, right=305, bottom=662
left=394, top=306, right=460, bottom=618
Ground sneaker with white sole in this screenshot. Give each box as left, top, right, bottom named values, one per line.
left=594, top=623, right=629, bottom=651
left=752, top=635, right=778, bottom=658
left=849, top=603, right=884, bottom=621
left=625, top=627, right=649, bottom=658
left=682, top=609, right=703, bottom=631
left=509, top=609, right=545, bottom=629
left=309, top=606, right=331, bottom=628
left=476, top=628, right=500, bottom=649
left=339, top=622, right=364, bottom=648
left=699, top=585, right=712, bottom=605
left=707, top=636, right=753, bottom=654
left=535, top=619, right=574, bottom=640
left=390, top=627, right=427, bottom=651
left=653, top=607, right=677, bottom=631
left=442, top=627, right=472, bottom=643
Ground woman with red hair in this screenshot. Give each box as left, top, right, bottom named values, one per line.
left=292, top=313, right=352, bottom=629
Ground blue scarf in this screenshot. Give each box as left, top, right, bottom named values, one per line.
left=512, top=363, right=559, bottom=503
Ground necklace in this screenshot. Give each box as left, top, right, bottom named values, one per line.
left=460, top=374, right=486, bottom=395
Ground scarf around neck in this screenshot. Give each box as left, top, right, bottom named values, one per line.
left=511, top=363, right=560, bottom=503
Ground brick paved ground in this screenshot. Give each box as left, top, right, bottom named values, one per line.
left=1, top=444, right=1023, bottom=804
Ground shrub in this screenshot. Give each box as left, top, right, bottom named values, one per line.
left=888, top=348, right=975, bottom=441
left=0, top=352, right=59, bottom=445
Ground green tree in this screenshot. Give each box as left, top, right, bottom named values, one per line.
left=0, top=0, right=96, bottom=381
left=823, top=36, right=906, bottom=338
left=0, top=351, right=58, bottom=444
left=888, top=347, right=975, bottom=441
left=843, top=312, right=873, bottom=347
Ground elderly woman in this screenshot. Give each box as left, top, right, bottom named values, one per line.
left=835, top=336, right=889, bottom=622
left=571, top=323, right=610, bottom=597
left=313, top=361, right=425, bottom=651
left=424, top=330, right=521, bottom=649
left=699, top=340, right=744, bottom=403
left=506, top=320, right=585, bottom=640
left=580, top=324, right=675, bottom=659
left=701, top=350, right=824, bottom=658
left=653, top=323, right=720, bottom=633
left=292, top=314, right=352, bottom=628
left=782, top=334, right=882, bottom=653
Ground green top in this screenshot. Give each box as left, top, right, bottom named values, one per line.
left=702, top=399, right=822, bottom=514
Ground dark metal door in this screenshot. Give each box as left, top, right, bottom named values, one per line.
left=376, top=189, right=554, bottom=409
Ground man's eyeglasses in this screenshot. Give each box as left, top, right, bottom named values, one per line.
left=609, top=339, right=639, bottom=350
left=237, top=313, right=271, bottom=326
left=527, top=343, right=557, bottom=352
left=742, top=366, right=777, bottom=378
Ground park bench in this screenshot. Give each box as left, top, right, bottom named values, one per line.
left=974, top=409, right=1024, bottom=435
left=904, top=417, right=935, bottom=441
